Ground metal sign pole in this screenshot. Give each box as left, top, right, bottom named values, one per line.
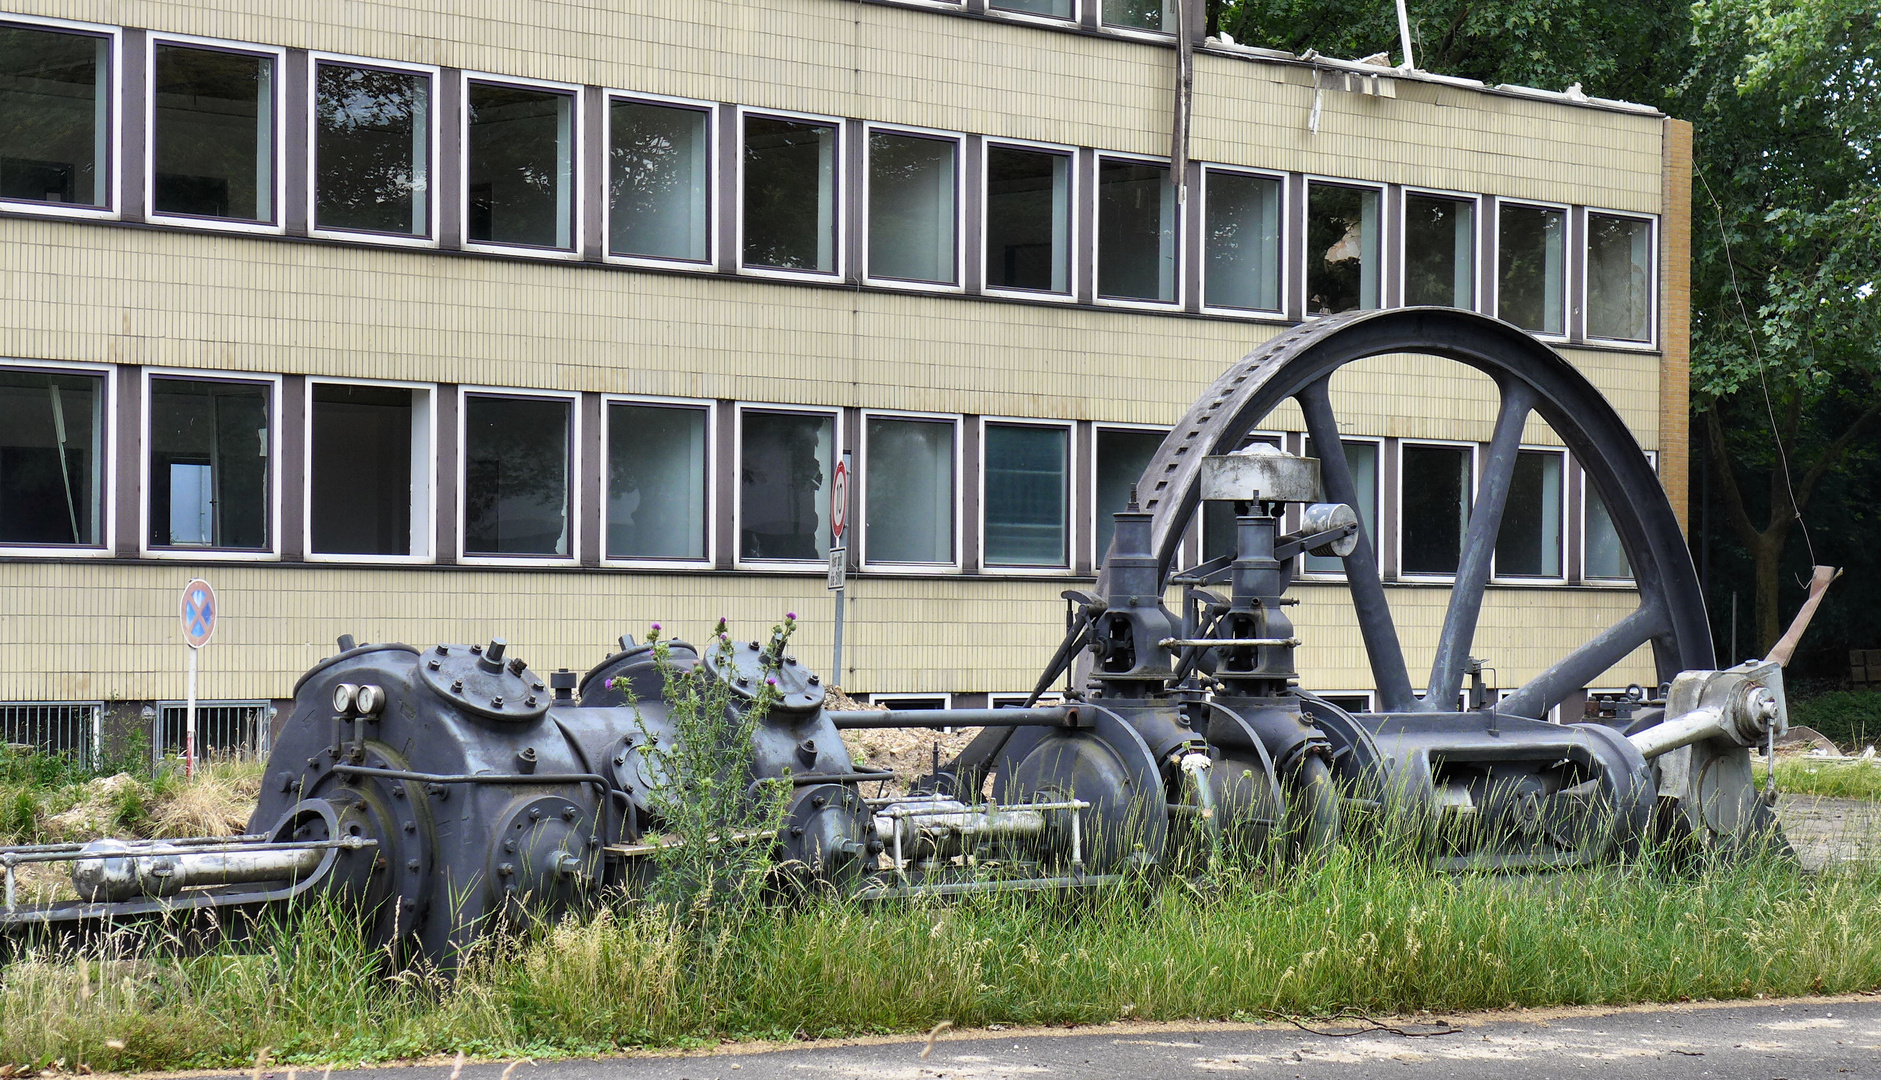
left=185, top=644, right=198, bottom=778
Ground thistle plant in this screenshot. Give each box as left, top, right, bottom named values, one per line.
left=611, top=616, right=797, bottom=925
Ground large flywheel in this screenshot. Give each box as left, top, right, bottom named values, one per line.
left=1101, top=307, right=1712, bottom=717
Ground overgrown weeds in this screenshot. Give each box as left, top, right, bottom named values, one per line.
left=4, top=835, right=1878, bottom=1070
left=0, top=747, right=262, bottom=846
left=1757, top=755, right=1881, bottom=801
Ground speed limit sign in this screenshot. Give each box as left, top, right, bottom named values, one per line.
left=830, top=455, right=850, bottom=541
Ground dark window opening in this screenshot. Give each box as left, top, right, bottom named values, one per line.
left=148, top=378, right=271, bottom=550
left=310, top=384, right=416, bottom=557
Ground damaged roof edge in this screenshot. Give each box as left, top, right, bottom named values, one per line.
left=1199, top=38, right=1666, bottom=119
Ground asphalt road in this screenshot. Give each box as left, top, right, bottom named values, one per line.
left=252, top=997, right=1881, bottom=1080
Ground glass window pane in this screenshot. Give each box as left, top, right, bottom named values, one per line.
left=1095, top=427, right=1164, bottom=566
left=985, top=145, right=1069, bottom=294
left=740, top=410, right=832, bottom=561
left=1102, top=0, right=1172, bottom=30
left=1584, top=483, right=1632, bottom=580
left=1498, top=203, right=1565, bottom=334
left=310, top=384, right=417, bottom=556
left=463, top=395, right=569, bottom=556
left=868, top=132, right=957, bottom=284
left=148, top=378, right=271, bottom=549
left=1495, top=450, right=1562, bottom=577
left=0, top=24, right=108, bottom=207
left=1587, top=213, right=1652, bottom=341
left=1202, top=435, right=1282, bottom=561
left=152, top=44, right=273, bottom=222
left=992, top=0, right=1073, bottom=16
left=865, top=416, right=954, bottom=564
left=743, top=116, right=837, bottom=273
left=1204, top=170, right=1281, bottom=312
left=1302, top=438, right=1378, bottom=574
left=609, top=100, right=709, bottom=263
left=0, top=368, right=104, bottom=545
left=1307, top=183, right=1379, bottom=314
left=1097, top=158, right=1176, bottom=303
left=467, top=82, right=573, bottom=249
left=984, top=424, right=1068, bottom=567
left=607, top=403, right=708, bottom=560
left=1400, top=444, right=1471, bottom=575
left=314, top=63, right=427, bottom=236
left=1403, top=193, right=1474, bottom=308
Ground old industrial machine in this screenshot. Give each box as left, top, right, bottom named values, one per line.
left=0, top=309, right=1803, bottom=963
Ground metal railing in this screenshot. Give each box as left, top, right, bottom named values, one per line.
left=0, top=702, right=102, bottom=765
left=154, top=701, right=273, bottom=767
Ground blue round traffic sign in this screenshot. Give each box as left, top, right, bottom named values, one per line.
left=180, top=578, right=217, bottom=648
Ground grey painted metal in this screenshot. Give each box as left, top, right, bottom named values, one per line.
left=828, top=707, right=1081, bottom=729
left=1198, top=449, right=1321, bottom=503
left=1425, top=380, right=1537, bottom=709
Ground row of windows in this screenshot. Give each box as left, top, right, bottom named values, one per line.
left=0, top=15, right=1656, bottom=343
left=0, top=360, right=1638, bottom=584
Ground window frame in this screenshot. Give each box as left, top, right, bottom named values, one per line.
left=857, top=408, right=963, bottom=573
left=1580, top=207, right=1659, bottom=348
left=1312, top=690, right=1379, bottom=714
left=735, top=105, right=847, bottom=283
left=1396, top=185, right=1481, bottom=312
left=1488, top=443, right=1568, bottom=585
left=301, top=376, right=437, bottom=564
left=1393, top=436, right=1478, bottom=583
left=867, top=692, right=956, bottom=710
left=599, top=393, right=717, bottom=569
left=0, top=357, right=117, bottom=556
left=145, top=32, right=288, bottom=236
left=1087, top=421, right=1167, bottom=568
left=1294, top=433, right=1384, bottom=581
left=139, top=367, right=282, bottom=560
left=984, top=0, right=1081, bottom=27
left=731, top=401, right=844, bottom=572
left=1092, top=150, right=1184, bottom=311
left=458, top=69, right=585, bottom=260
left=602, top=89, right=719, bottom=273
left=304, top=52, right=440, bottom=249
left=860, top=122, right=966, bottom=294
left=990, top=691, right=1065, bottom=707
left=1300, top=175, right=1386, bottom=319
left=1579, top=449, right=1654, bottom=586
left=978, top=415, right=1077, bottom=575
left=1097, top=0, right=1177, bottom=39
left=0, top=14, right=121, bottom=221
left=455, top=385, right=581, bottom=566
left=1198, top=163, right=1290, bottom=320
left=979, top=135, right=1080, bottom=304
left=1492, top=196, right=1573, bottom=341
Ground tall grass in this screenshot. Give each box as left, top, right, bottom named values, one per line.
left=5, top=838, right=1879, bottom=1071
left=1757, top=757, right=1881, bottom=801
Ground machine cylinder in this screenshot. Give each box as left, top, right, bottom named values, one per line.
left=72, top=839, right=326, bottom=902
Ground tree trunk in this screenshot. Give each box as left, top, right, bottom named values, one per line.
left=1749, top=529, right=1785, bottom=661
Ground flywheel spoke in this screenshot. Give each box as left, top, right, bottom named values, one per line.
left=1498, top=603, right=1670, bottom=720
left=1426, top=380, right=1537, bottom=709
left=1297, top=379, right=1417, bottom=712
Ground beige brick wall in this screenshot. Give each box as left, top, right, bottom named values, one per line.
left=0, top=561, right=1656, bottom=702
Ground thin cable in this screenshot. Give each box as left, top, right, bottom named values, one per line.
left=1697, top=171, right=1818, bottom=567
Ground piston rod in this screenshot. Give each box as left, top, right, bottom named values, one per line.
left=70, top=838, right=339, bottom=902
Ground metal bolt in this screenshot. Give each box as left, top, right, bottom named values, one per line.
left=487, top=639, right=507, bottom=661
left=403, top=820, right=415, bottom=833
left=435, top=644, right=449, bottom=655
left=737, top=677, right=749, bottom=686
left=508, top=658, right=527, bottom=676
left=498, top=862, right=514, bottom=877
left=809, top=675, right=821, bottom=685
left=428, top=660, right=441, bottom=671
left=812, top=795, right=827, bottom=808
left=749, top=641, right=761, bottom=650
left=504, top=839, right=516, bottom=852
left=491, top=696, right=505, bottom=708
left=407, top=859, right=420, bottom=872
left=525, top=695, right=539, bottom=707
left=785, top=656, right=797, bottom=665
left=790, top=826, right=804, bottom=837
left=613, top=754, right=626, bottom=766
left=588, top=834, right=599, bottom=846
left=529, top=807, right=542, bottom=820
left=562, top=806, right=577, bottom=820
left=392, top=787, right=405, bottom=799
left=451, top=679, right=464, bottom=694
left=470, top=644, right=483, bottom=655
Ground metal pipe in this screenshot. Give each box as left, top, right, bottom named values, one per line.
left=1628, top=706, right=1726, bottom=760
left=853, top=873, right=1124, bottom=902
left=72, top=839, right=334, bottom=902
left=1158, top=637, right=1302, bottom=649
left=827, top=707, right=1081, bottom=729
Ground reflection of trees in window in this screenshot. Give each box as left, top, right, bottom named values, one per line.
left=743, top=117, right=836, bottom=272
left=868, top=132, right=956, bottom=284
left=1097, top=159, right=1175, bottom=302
left=1497, top=204, right=1565, bottom=334
left=1205, top=171, right=1281, bottom=311
left=315, top=64, right=426, bottom=235
left=463, top=395, right=569, bottom=556
left=1403, top=194, right=1473, bottom=308
left=0, top=369, right=103, bottom=545
left=740, top=411, right=830, bottom=561
left=148, top=379, right=271, bottom=549
left=992, top=0, right=1073, bottom=16
left=152, top=45, right=272, bottom=222
left=1586, top=213, right=1651, bottom=341
left=467, top=83, right=572, bottom=249
left=0, top=25, right=108, bottom=207
left=609, top=101, right=708, bottom=262
left=1103, top=0, right=1169, bottom=29
left=1307, top=184, right=1377, bottom=314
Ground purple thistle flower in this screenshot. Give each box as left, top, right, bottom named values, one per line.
left=765, top=677, right=777, bottom=686
left=785, top=612, right=797, bottom=621
left=651, top=623, right=661, bottom=631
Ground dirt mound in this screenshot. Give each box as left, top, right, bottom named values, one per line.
left=825, top=689, right=978, bottom=794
